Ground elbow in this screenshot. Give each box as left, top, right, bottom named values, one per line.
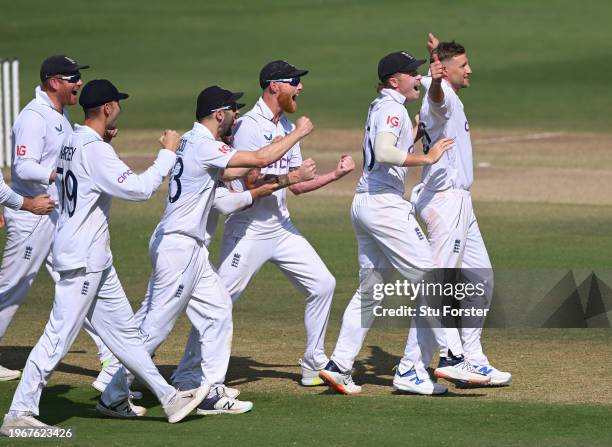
left=288, top=184, right=302, bottom=195
left=255, top=158, right=269, bottom=168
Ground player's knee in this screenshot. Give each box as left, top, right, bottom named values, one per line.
left=311, top=272, right=336, bottom=299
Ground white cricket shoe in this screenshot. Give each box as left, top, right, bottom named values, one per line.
left=471, top=364, right=512, bottom=385
left=318, top=360, right=362, bottom=395
left=434, top=355, right=491, bottom=384
left=196, top=386, right=253, bottom=415
left=92, top=380, right=143, bottom=400
left=299, top=359, right=324, bottom=386
left=0, top=365, right=21, bottom=382
left=165, top=385, right=209, bottom=424
left=392, top=367, right=448, bottom=395
left=96, top=398, right=147, bottom=418
left=0, top=413, right=54, bottom=436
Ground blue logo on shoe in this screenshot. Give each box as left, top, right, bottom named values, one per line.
left=396, top=367, right=425, bottom=385
left=477, top=366, right=493, bottom=375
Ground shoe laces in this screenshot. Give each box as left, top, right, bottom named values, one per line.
left=341, top=372, right=357, bottom=386
left=457, top=359, right=479, bottom=373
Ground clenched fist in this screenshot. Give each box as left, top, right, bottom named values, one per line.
left=334, top=154, right=355, bottom=179
left=159, top=130, right=181, bottom=152
left=296, top=158, right=317, bottom=182
left=295, top=116, right=314, bottom=137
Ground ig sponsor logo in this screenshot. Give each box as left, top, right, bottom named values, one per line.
left=386, top=116, right=400, bottom=128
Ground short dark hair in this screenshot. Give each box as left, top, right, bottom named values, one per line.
left=83, top=105, right=103, bottom=119
left=431, top=41, right=466, bottom=63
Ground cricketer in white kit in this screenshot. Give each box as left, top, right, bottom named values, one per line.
left=319, top=50, right=489, bottom=396
left=0, top=172, right=55, bottom=380
left=0, top=55, right=110, bottom=383
left=0, top=80, right=208, bottom=435
left=98, top=85, right=315, bottom=415
left=410, top=34, right=511, bottom=385
left=212, top=60, right=354, bottom=386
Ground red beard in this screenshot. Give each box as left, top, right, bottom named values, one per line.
left=278, top=91, right=297, bottom=114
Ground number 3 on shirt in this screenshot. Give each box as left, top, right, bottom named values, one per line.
left=168, top=158, right=183, bottom=203
left=56, top=167, right=78, bottom=217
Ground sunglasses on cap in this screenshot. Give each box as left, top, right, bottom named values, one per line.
left=211, top=102, right=239, bottom=113
left=265, top=77, right=301, bottom=86
left=48, top=73, right=82, bottom=83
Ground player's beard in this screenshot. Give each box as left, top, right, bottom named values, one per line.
left=219, top=113, right=234, bottom=139
left=278, top=91, right=297, bottom=114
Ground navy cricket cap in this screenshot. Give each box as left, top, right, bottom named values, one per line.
left=79, top=80, right=129, bottom=109
left=377, top=51, right=425, bottom=81
left=196, top=86, right=245, bottom=120
left=259, top=60, right=309, bottom=89
left=40, top=55, right=89, bottom=82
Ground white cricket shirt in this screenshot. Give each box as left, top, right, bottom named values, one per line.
left=204, top=186, right=253, bottom=248
left=419, top=77, right=473, bottom=191
left=53, top=124, right=176, bottom=273
left=11, top=86, right=72, bottom=201
left=154, top=122, right=236, bottom=244
left=224, top=98, right=302, bottom=239
left=355, top=88, right=414, bottom=195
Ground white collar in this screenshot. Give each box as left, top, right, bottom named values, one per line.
left=192, top=121, right=216, bottom=140
left=381, top=88, right=407, bottom=105
left=74, top=124, right=102, bottom=140
left=254, top=97, right=277, bottom=122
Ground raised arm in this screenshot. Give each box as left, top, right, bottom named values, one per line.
left=226, top=117, right=313, bottom=168
left=92, top=130, right=180, bottom=201
left=288, top=155, right=354, bottom=195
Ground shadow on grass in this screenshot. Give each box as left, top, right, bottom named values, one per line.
left=1, top=345, right=100, bottom=378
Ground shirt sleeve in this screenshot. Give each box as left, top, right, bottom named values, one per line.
left=426, top=81, right=453, bottom=119
left=231, top=117, right=261, bottom=151
left=12, top=110, right=54, bottom=184
left=0, top=172, right=24, bottom=210
left=91, top=142, right=176, bottom=201
left=375, top=102, right=407, bottom=139
left=213, top=187, right=253, bottom=216
left=199, top=141, right=237, bottom=169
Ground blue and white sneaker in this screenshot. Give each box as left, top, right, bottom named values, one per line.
left=393, top=367, right=448, bottom=395
left=471, top=363, right=512, bottom=385
left=196, top=386, right=253, bottom=415
left=434, top=355, right=490, bottom=384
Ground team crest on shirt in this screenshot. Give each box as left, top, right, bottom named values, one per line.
left=218, top=144, right=231, bottom=154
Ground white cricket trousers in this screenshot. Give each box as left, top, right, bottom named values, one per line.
left=100, top=233, right=233, bottom=404
left=415, top=188, right=493, bottom=365
left=0, top=209, right=111, bottom=365
left=172, top=221, right=334, bottom=376
left=330, top=192, right=457, bottom=375
left=9, top=266, right=176, bottom=415
left=0, top=210, right=57, bottom=338
left=220, top=222, right=334, bottom=372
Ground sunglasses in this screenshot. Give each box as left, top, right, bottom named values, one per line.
left=211, top=103, right=239, bottom=113
left=49, top=73, right=81, bottom=83
left=265, top=77, right=301, bottom=86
